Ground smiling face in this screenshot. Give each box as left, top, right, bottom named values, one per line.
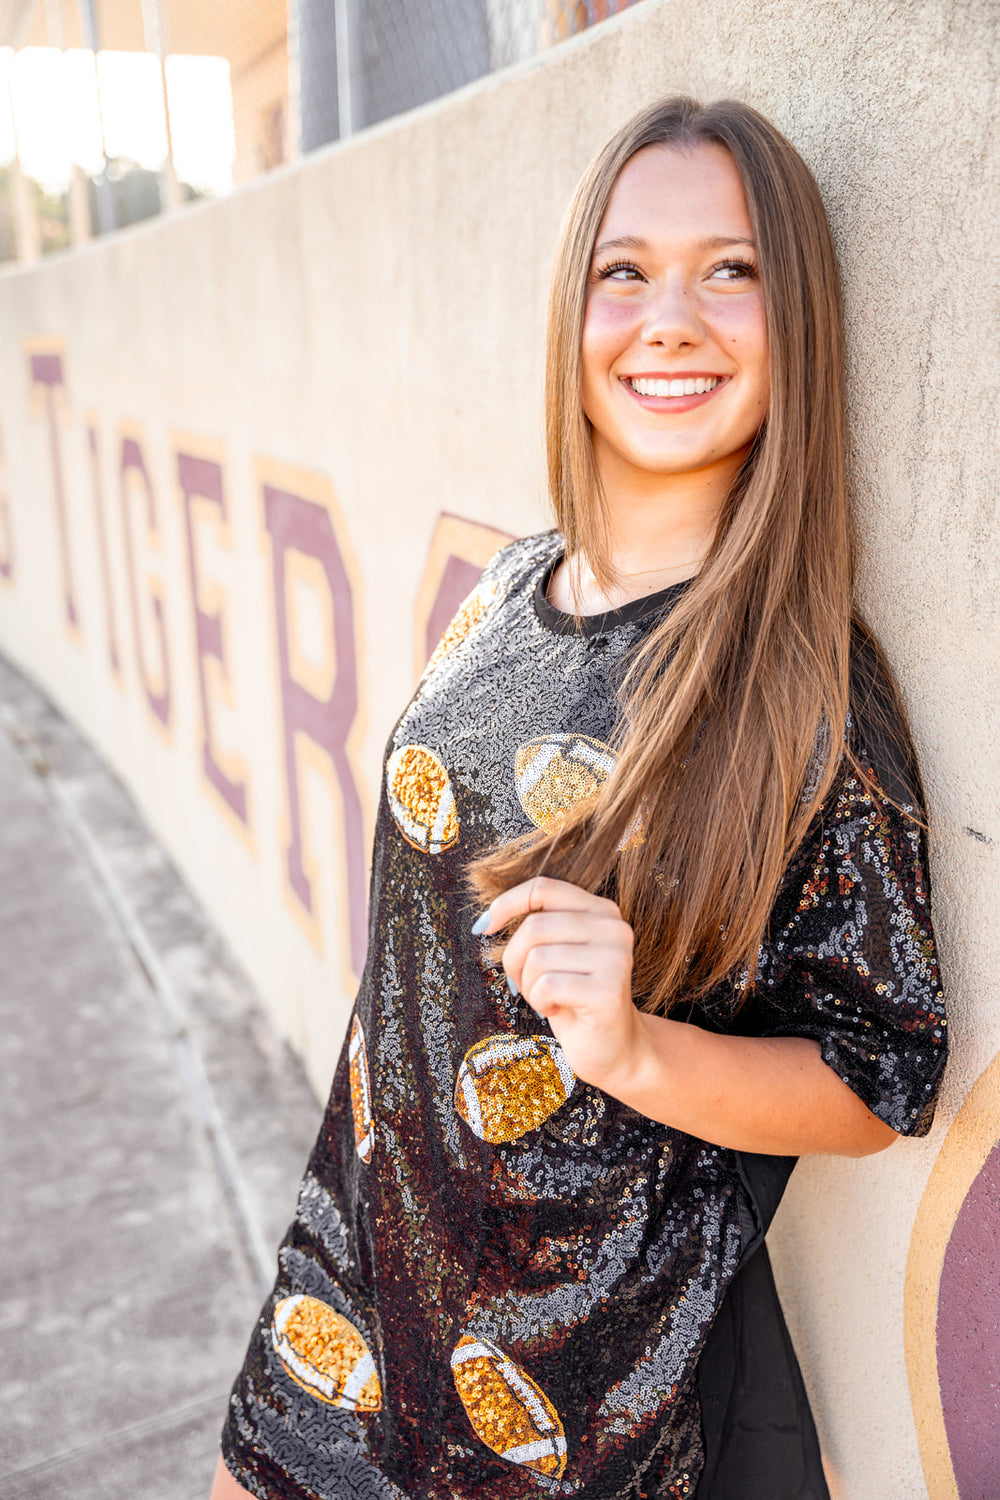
left=581, top=142, right=770, bottom=494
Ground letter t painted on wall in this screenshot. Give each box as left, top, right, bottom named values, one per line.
left=28, top=349, right=78, bottom=630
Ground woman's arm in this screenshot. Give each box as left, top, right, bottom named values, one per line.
left=481, top=876, right=898, bottom=1158
left=210, top=1456, right=255, bottom=1500
left=610, top=1015, right=897, bottom=1156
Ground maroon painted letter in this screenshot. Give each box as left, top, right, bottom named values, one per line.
left=87, top=422, right=121, bottom=674
left=263, top=482, right=366, bottom=978
left=121, top=434, right=171, bottom=728
left=29, top=352, right=77, bottom=627
left=176, top=450, right=248, bottom=825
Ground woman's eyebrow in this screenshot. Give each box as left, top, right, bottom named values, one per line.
left=592, top=233, right=757, bottom=258
left=696, top=234, right=757, bottom=251
left=592, top=234, right=648, bottom=257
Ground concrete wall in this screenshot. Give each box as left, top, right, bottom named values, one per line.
left=0, top=1, right=996, bottom=1494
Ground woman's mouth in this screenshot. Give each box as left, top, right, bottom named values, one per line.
left=620, top=374, right=730, bottom=414
left=626, top=375, right=724, bottom=398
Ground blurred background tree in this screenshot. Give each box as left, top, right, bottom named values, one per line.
left=85, top=157, right=207, bottom=236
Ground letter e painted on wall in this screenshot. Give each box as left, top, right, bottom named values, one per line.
left=26, top=341, right=77, bottom=630
left=175, top=442, right=249, bottom=829
left=120, top=426, right=171, bottom=729
left=259, top=460, right=367, bottom=980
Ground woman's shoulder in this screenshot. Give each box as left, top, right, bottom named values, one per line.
left=479, top=528, right=561, bottom=583
left=847, top=616, right=925, bottom=814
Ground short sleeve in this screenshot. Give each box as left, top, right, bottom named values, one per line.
left=750, top=650, right=947, bottom=1136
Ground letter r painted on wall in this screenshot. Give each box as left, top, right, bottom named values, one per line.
left=26, top=343, right=77, bottom=630
left=260, top=462, right=367, bottom=980
left=176, top=446, right=249, bottom=828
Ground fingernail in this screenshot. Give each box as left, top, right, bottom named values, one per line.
left=507, top=974, right=519, bottom=998
left=471, top=909, right=491, bottom=936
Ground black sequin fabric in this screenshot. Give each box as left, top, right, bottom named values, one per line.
left=222, top=533, right=947, bottom=1500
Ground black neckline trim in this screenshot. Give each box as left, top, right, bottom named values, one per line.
left=532, top=551, right=692, bottom=637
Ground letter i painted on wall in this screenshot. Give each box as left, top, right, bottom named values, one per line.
left=0, top=418, right=14, bottom=583
left=26, top=342, right=78, bottom=631
left=175, top=442, right=250, bottom=830
left=86, top=417, right=121, bottom=676
left=120, top=426, right=171, bottom=730
left=259, top=460, right=367, bottom=981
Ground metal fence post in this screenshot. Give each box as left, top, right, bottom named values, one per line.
left=291, top=0, right=341, bottom=152
left=77, top=0, right=116, bottom=234
left=334, top=0, right=363, bottom=138
left=140, top=0, right=183, bottom=212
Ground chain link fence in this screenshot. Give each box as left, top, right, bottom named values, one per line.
left=0, top=0, right=644, bottom=260
left=296, top=0, right=644, bottom=145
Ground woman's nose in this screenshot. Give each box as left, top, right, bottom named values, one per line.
left=640, top=277, right=704, bottom=347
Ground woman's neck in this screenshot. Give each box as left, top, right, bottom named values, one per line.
left=548, top=447, right=742, bottom=615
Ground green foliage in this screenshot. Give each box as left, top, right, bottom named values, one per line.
left=37, top=183, right=69, bottom=254
left=0, top=163, right=70, bottom=261
left=0, top=165, right=16, bottom=262
left=90, top=158, right=161, bottom=231
left=0, top=157, right=212, bottom=262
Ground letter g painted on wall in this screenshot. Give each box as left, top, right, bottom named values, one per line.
left=120, top=426, right=171, bottom=730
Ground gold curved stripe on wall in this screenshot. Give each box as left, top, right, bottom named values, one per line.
left=904, top=1049, right=1000, bottom=1500
left=412, top=512, right=514, bottom=682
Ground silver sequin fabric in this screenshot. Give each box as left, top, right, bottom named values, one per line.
left=222, top=533, right=947, bottom=1500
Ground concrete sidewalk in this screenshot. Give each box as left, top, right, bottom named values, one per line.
left=0, top=655, right=323, bottom=1500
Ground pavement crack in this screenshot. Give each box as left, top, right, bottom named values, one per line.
left=0, top=1392, right=225, bottom=1482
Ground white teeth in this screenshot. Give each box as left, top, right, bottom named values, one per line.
left=628, top=376, right=721, bottom=397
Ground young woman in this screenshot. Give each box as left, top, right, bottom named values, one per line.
left=212, top=97, right=947, bottom=1500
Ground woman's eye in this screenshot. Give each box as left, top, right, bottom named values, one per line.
left=596, top=260, right=644, bottom=282
left=710, top=259, right=758, bottom=282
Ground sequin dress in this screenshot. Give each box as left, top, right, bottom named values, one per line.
left=221, top=532, right=947, bottom=1500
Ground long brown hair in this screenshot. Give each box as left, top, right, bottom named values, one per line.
left=469, top=97, right=855, bottom=1012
